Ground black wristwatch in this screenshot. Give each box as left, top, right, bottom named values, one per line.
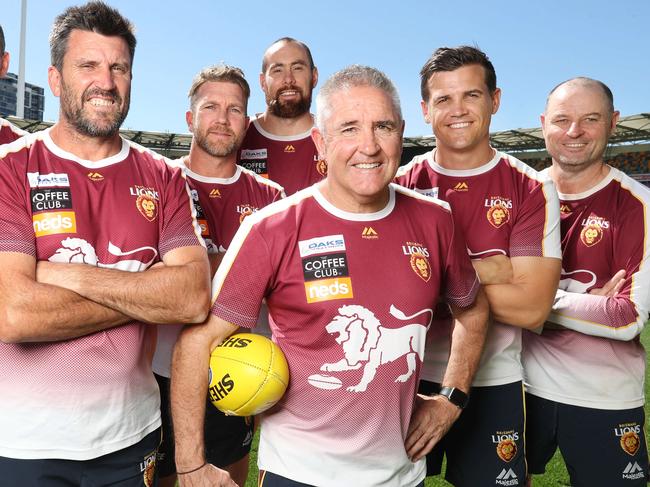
left=438, top=386, right=469, bottom=409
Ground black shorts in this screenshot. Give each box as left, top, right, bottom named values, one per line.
left=0, top=428, right=160, bottom=487
left=419, top=380, right=526, bottom=487
left=258, top=470, right=424, bottom=487
left=155, top=373, right=253, bottom=477
left=526, top=393, right=649, bottom=487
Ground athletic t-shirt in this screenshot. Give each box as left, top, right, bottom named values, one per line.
left=523, top=167, right=650, bottom=409
left=395, top=149, right=561, bottom=386
left=0, top=129, right=204, bottom=460
left=0, top=117, right=27, bottom=145
left=152, top=160, right=284, bottom=377
left=210, top=184, right=479, bottom=486
left=237, top=118, right=326, bottom=196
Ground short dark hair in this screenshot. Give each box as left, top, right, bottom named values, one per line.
left=49, top=1, right=136, bottom=71
left=188, top=64, right=251, bottom=113
left=262, top=37, right=315, bottom=72
left=420, top=45, right=497, bottom=102
left=546, top=77, right=615, bottom=114
left=0, top=25, right=5, bottom=56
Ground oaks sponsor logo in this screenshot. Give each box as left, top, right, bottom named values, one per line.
left=299, top=234, right=346, bottom=258
left=403, top=241, right=431, bottom=282
left=30, top=188, right=73, bottom=212
left=414, top=187, right=438, bottom=199
left=33, top=211, right=77, bottom=237
left=615, top=423, right=641, bottom=456
left=240, top=148, right=267, bottom=160
left=485, top=196, right=512, bottom=228
left=492, top=430, right=519, bottom=462
left=580, top=215, right=608, bottom=247
left=27, top=172, right=70, bottom=188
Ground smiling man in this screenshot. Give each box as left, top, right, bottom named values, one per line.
left=396, top=46, right=561, bottom=486
left=153, top=65, right=284, bottom=487
left=171, top=65, right=488, bottom=487
left=238, top=37, right=326, bottom=195
left=523, top=78, right=650, bottom=487
left=0, top=3, right=210, bottom=485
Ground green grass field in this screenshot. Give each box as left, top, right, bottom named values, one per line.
left=239, top=325, right=650, bottom=486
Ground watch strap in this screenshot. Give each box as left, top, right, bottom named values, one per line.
left=438, top=386, right=469, bottom=409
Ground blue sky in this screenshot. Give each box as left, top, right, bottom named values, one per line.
left=3, top=0, right=649, bottom=137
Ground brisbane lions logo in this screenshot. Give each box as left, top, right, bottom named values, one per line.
left=311, top=305, right=433, bottom=392
left=580, top=224, right=603, bottom=247
left=49, top=238, right=158, bottom=272
left=487, top=204, right=510, bottom=228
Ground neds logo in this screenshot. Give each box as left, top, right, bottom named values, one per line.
left=305, top=277, right=353, bottom=303
left=33, top=211, right=77, bottom=237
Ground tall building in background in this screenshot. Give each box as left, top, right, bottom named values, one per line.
left=0, top=72, right=44, bottom=120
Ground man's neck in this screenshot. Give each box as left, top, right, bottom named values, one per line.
left=186, top=144, right=237, bottom=179
left=550, top=160, right=610, bottom=195
left=434, top=143, right=495, bottom=170
left=256, top=110, right=313, bottom=136
left=49, top=121, right=122, bottom=162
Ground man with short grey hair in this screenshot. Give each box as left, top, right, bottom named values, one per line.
left=172, top=65, right=488, bottom=487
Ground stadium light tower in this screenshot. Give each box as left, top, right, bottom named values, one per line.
left=16, top=0, right=27, bottom=119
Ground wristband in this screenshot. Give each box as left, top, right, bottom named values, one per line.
left=177, top=462, right=207, bottom=475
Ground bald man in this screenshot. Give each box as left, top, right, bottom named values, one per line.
left=523, top=78, right=650, bottom=487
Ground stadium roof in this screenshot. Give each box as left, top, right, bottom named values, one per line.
left=403, top=113, right=650, bottom=153
left=8, top=112, right=650, bottom=157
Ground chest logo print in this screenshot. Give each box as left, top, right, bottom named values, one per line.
left=315, top=157, right=328, bottom=177
left=454, top=181, right=469, bottom=191
left=362, top=226, right=378, bottom=239
left=308, top=305, right=433, bottom=392
left=402, top=241, right=431, bottom=282
left=580, top=215, right=608, bottom=247
left=485, top=196, right=512, bottom=228
left=237, top=204, right=257, bottom=224
left=137, top=194, right=158, bottom=222
left=284, top=144, right=296, bottom=153
left=87, top=172, right=104, bottom=182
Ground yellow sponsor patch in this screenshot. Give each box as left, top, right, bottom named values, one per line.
left=33, top=211, right=76, bottom=237
left=305, top=277, right=353, bottom=303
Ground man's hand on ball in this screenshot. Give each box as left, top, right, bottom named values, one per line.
left=177, top=463, right=238, bottom=487
left=405, top=393, right=461, bottom=461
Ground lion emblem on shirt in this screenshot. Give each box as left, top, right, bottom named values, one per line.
left=49, top=237, right=158, bottom=272
left=317, top=304, right=433, bottom=392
